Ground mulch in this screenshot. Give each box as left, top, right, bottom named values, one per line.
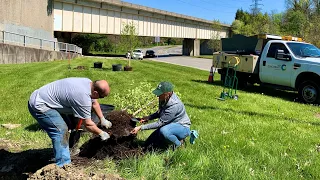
left=77, top=110, right=144, bottom=160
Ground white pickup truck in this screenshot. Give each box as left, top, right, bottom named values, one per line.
left=213, top=34, right=320, bottom=104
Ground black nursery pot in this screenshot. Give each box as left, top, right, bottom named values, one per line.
left=94, top=62, right=103, bottom=68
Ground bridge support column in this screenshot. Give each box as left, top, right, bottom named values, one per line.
left=183, top=38, right=200, bottom=56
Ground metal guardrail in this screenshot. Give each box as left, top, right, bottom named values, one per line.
left=0, top=30, right=82, bottom=54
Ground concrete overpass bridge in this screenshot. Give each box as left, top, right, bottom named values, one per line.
left=54, top=0, right=230, bottom=56
left=1, top=0, right=231, bottom=56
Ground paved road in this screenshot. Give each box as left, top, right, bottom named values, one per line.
left=86, top=45, right=214, bottom=72
left=140, top=45, right=182, bottom=56
left=148, top=56, right=212, bottom=71
left=143, top=45, right=213, bottom=72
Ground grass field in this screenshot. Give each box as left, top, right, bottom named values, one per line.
left=1, top=57, right=320, bottom=179
left=196, top=55, right=213, bottom=59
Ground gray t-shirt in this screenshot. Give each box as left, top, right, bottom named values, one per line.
left=29, top=77, right=93, bottom=119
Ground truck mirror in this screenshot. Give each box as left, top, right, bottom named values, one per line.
left=275, top=49, right=291, bottom=61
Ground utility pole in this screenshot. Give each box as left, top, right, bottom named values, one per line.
left=250, top=0, right=263, bottom=15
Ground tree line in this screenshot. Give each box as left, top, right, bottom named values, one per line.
left=71, top=33, right=182, bottom=55
left=231, top=0, right=320, bottom=47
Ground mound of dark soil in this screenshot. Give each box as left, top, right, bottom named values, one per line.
left=0, top=110, right=144, bottom=179
left=105, top=110, right=136, bottom=137
left=78, top=110, right=144, bottom=160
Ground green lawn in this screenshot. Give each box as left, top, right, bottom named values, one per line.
left=196, top=55, right=213, bottom=59
left=1, top=57, right=320, bottom=179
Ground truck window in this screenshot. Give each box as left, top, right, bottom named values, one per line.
left=287, top=43, right=320, bottom=58
left=267, top=43, right=289, bottom=58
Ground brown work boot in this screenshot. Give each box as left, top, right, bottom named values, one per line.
left=172, top=139, right=186, bottom=151
left=179, top=139, right=186, bottom=148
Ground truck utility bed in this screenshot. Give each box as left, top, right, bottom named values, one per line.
left=212, top=34, right=303, bottom=74
left=212, top=52, right=259, bottom=74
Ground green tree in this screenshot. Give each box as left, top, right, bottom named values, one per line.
left=231, top=20, right=245, bottom=35
left=208, top=20, right=223, bottom=52
left=269, top=11, right=283, bottom=35
left=282, top=9, right=307, bottom=37
left=253, top=13, right=271, bottom=34
left=71, top=34, right=96, bottom=54
left=285, top=0, right=313, bottom=15
left=119, top=21, right=140, bottom=67
left=231, top=10, right=272, bottom=36
left=304, top=14, right=320, bottom=47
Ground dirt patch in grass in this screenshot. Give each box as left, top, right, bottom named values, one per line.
left=74, top=66, right=87, bottom=70
left=0, top=110, right=144, bottom=179
left=78, top=110, right=144, bottom=160
left=28, top=163, right=123, bottom=180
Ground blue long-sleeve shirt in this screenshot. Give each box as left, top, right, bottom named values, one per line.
left=141, top=93, right=191, bottom=130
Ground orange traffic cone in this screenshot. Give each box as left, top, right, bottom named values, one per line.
left=208, top=66, right=214, bottom=83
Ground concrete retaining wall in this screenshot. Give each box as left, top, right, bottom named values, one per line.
left=0, top=0, right=53, bottom=36
left=0, top=43, right=80, bottom=64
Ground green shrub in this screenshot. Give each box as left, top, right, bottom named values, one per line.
left=112, top=81, right=182, bottom=117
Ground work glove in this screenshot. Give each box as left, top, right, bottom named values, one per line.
left=100, top=117, right=112, bottom=129
left=99, top=131, right=110, bottom=141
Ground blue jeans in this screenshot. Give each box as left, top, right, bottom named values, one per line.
left=28, top=103, right=71, bottom=167
left=145, top=123, right=190, bottom=149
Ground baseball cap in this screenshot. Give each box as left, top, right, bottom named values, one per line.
left=152, top=82, right=174, bottom=96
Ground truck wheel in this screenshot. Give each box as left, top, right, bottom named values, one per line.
left=298, top=80, right=320, bottom=104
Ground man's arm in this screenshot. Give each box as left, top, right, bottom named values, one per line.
left=91, top=99, right=112, bottom=129
left=92, top=99, right=104, bottom=119
left=84, top=118, right=102, bottom=135
left=84, top=118, right=110, bottom=140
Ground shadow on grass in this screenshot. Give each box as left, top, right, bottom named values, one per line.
left=25, top=123, right=42, bottom=132
left=0, top=148, right=53, bottom=180
left=185, top=103, right=320, bottom=126
left=191, top=79, right=299, bottom=103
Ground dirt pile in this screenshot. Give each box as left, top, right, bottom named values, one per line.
left=28, top=164, right=123, bottom=180
left=78, top=110, right=144, bottom=160
left=105, top=110, right=137, bottom=137
left=0, top=110, right=144, bottom=179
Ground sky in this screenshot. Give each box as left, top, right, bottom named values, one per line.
left=122, top=0, right=286, bottom=25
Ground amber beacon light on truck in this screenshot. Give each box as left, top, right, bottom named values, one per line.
left=257, top=34, right=303, bottom=42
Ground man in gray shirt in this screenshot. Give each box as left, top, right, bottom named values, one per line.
left=28, top=77, right=112, bottom=167
left=131, top=81, right=191, bottom=150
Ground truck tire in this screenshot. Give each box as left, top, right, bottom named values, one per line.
left=298, top=80, right=320, bottom=104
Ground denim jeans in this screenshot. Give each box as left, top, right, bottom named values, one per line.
left=28, top=103, right=71, bottom=167
left=145, top=123, right=190, bottom=149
